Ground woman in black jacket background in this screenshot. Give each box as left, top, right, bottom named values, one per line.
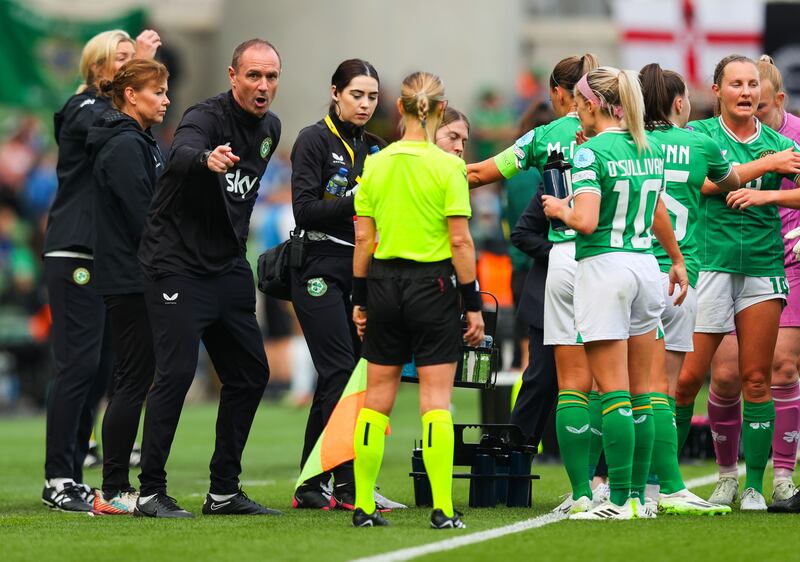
left=42, top=28, right=160, bottom=513
left=290, top=59, right=388, bottom=510
left=85, top=59, right=170, bottom=514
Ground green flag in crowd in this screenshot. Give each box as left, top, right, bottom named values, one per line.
left=0, top=0, right=145, bottom=111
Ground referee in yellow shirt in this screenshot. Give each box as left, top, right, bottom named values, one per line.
left=349, top=71, right=484, bottom=529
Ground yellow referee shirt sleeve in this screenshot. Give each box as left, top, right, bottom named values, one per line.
left=354, top=166, right=373, bottom=217
left=443, top=160, right=471, bottom=218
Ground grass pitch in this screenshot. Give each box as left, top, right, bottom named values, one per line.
left=0, top=384, right=797, bottom=562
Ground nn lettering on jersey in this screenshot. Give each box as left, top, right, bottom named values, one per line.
left=547, top=140, right=577, bottom=160
left=660, top=144, right=690, bottom=165
left=225, top=169, right=259, bottom=199
left=606, top=158, right=664, bottom=178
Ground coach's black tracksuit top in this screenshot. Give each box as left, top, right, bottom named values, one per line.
left=86, top=110, right=164, bottom=295
left=44, top=87, right=111, bottom=255
left=138, top=90, right=281, bottom=278
left=290, top=110, right=386, bottom=253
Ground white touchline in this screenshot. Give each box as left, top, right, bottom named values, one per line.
left=348, top=463, right=747, bottom=562
left=348, top=512, right=564, bottom=562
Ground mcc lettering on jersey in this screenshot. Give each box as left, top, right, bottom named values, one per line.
left=546, top=140, right=577, bottom=160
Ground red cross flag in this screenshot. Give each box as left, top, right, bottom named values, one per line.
left=613, top=0, right=763, bottom=86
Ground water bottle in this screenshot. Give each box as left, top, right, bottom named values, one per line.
left=474, top=335, right=493, bottom=384
left=542, top=150, right=572, bottom=232
left=324, top=167, right=349, bottom=200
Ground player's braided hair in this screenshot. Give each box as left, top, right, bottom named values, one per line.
left=400, top=72, right=446, bottom=141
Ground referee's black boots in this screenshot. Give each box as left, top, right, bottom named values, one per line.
left=133, top=493, right=193, bottom=518
left=202, top=489, right=282, bottom=516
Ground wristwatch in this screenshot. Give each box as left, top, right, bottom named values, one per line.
left=199, top=150, right=212, bottom=167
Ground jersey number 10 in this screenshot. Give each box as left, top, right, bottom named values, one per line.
left=610, top=178, right=662, bottom=249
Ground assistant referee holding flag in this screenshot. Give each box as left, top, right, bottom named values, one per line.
left=134, top=39, right=282, bottom=518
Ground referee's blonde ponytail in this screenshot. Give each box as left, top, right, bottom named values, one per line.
left=578, top=66, right=648, bottom=153
left=400, top=72, right=446, bottom=141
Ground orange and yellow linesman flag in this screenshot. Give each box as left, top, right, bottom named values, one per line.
left=294, top=358, right=389, bottom=490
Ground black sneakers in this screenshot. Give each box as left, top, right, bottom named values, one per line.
left=430, top=508, right=466, bottom=529
left=133, top=493, right=194, bottom=518
left=42, top=482, right=93, bottom=513
left=202, top=490, right=282, bottom=516
left=768, top=489, right=800, bottom=513
left=332, top=483, right=357, bottom=511
left=352, top=507, right=390, bottom=527
left=292, top=486, right=334, bottom=510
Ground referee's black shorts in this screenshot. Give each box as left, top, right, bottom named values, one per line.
left=362, top=258, right=461, bottom=367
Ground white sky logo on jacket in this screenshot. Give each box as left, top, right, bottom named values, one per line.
left=225, top=169, right=258, bottom=199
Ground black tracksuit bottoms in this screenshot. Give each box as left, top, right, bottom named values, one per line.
left=101, top=293, right=155, bottom=495
left=509, top=325, right=558, bottom=447
left=44, top=257, right=113, bottom=482
left=138, top=259, right=269, bottom=496
left=291, top=253, right=359, bottom=486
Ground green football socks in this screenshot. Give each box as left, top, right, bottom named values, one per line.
left=601, top=391, right=635, bottom=506
left=650, top=393, right=685, bottom=494
left=588, top=390, right=603, bottom=479
left=556, top=390, right=592, bottom=500
left=742, top=400, right=776, bottom=494
left=630, top=394, right=655, bottom=501
left=675, top=402, right=694, bottom=453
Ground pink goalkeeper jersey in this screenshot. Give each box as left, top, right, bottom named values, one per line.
left=780, top=111, right=800, bottom=273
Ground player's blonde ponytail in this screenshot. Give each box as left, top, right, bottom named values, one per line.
left=579, top=66, right=649, bottom=153
left=400, top=72, right=446, bottom=141
left=616, top=69, right=648, bottom=153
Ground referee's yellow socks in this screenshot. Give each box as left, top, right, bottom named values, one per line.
left=422, top=409, right=455, bottom=518
left=353, top=407, right=389, bottom=514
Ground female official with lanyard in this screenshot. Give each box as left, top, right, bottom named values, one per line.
left=675, top=55, right=800, bottom=511
left=638, top=63, right=738, bottom=516
left=290, top=59, right=387, bottom=510
left=350, top=71, right=484, bottom=529
left=543, top=66, right=688, bottom=520
left=468, top=54, right=602, bottom=514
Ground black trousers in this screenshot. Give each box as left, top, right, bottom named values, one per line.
left=291, top=253, right=359, bottom=485
left=44, top=257, right=113, bottom=482
left=138, top=260, right=269, bottom=495
left=509, top=325, right=558, bottom=446
left=101, top=293, right=155, bottom=495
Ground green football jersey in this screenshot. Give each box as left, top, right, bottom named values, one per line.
left=570, top=129, right=665, bottom=260
left=648, top=125, right=732, bottom=286
left=494, top=113, right=581, bottom=244
left=689, top=117, right=800, bottom=277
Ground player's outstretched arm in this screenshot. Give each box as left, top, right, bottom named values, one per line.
left=466, top=158, right=503, bottom=189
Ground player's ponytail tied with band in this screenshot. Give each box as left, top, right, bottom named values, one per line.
left=97, top=58, right=169, bottom=111
left=756, top=53, right=784, bottom=95
left=400, top=71, right=446, bottom=141
left=577, top=66, right=648, bottom=154
left=639, top=63, right=687, bottom=131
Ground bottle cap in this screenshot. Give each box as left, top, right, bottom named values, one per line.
left=338, top=167, right=349, bottom=175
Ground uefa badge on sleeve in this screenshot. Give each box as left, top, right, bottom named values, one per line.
left=307, top=277, right=327, bottom=297
left=72, top=267, right=90, bottom=285
left=260, top=137, right=273, bottom=160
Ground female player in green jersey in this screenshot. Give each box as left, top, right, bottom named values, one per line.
left=468, top=54, right=604, bottom=514
left=543, top=66, right=688, bottom=520
left=675, top=54, right=800, bottom=511
left=639, top=63, right=739, bottom=516
left=350, top=72, right=484, bottom=529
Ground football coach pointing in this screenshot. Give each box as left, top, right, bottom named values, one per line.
left=134, top=39, right=282, bottom=518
